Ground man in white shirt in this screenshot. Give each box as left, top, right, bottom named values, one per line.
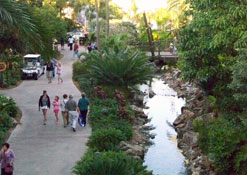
left=68, top=36, right=74, bottom=51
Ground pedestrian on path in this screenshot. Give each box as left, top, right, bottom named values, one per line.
left=87, top=42, right=92, bottom=53
left=61, top=94, right=69, bottom=128
left=68, top=36, right=73, bottom=51
left=46, top=62, right=54, bottom=83
left=78, top=92, right=90, bottom=127
left=73, top=41, right=79, bottom=59
left=39, top=90, right=51, bottom=125
left=52, top=96, right=60, bottom=125
left=65, top=95, right=79, bottom=132
left=0, top=143, right=15, bottom=175
left=56, top=62, right=63, bottom=84
left=61, top=37, right=65, bottom=50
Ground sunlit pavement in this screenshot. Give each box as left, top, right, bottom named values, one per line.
left=0, top=45, right=91, bottom=175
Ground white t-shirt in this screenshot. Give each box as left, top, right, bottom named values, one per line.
left=68, top=38, right=74, bottom=44
left=61, top=99, right=68, bottom=112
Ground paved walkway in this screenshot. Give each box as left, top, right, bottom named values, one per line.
left=0, top=45, right=91, bottom=175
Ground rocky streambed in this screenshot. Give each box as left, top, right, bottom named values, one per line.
left=164, top=69, right=215, bottom=175
left=120, top=69, right=216, bottom=175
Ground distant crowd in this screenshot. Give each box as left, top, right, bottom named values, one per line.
left=58, top=36, right=97, bottom=59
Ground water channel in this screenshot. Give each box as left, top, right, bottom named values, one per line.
left=141, top=78, right=188, bottom=175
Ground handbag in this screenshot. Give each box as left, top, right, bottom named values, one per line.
left=5, top=165, right=13, bottom=173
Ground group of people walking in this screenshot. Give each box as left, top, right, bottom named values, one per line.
left=46, top=61, right=63, bottom=84
left=67, top=36, right=80, bottom=59
left=38, top=90, right=90, bottom=132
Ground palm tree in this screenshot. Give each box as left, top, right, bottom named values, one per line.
left=167, top=0, right=190, bottom=36
left=0, top=0, right=42, bottom=53
left=106, top=0, right=109, bottom=37
left=95, top=0, right=100, bottom=49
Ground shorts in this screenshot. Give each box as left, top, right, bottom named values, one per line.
left=46, top=71, right=52, bottom=78
left=41, top=106, right=48, bottom=110
left=57, top=73, right=62, bottom=78
left=54, top=109, right=59, bottom=114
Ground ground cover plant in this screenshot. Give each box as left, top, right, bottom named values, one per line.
left=0, top=94, right=18, bottom=145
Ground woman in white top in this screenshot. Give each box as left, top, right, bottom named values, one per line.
left=61, top=94, right=69, bottom=127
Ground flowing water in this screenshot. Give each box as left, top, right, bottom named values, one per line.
left=141, top=78, right=188, bottom=175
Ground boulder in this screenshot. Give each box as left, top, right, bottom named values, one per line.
left=134, top=94, right=145, bottom=107
left=125, top=145, right=144, bottom=157
left=182, top=131, right=199, bottom=146
left=149, top=89, right=156, bottom=98
left=131, top=105, right=148, bottom=120
left=173, top=109, right=195, bottom=127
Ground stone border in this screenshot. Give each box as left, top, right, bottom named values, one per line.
left=163, top=68, right=216, bottom=175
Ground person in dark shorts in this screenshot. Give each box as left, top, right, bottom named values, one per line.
left=61, top=37, right=65, bottom=50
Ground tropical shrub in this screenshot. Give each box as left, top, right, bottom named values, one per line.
left=178, top=1, right=247, bottom=173
left=229, top=49, right=247, bottom=110
left=72, top=60, right=89, bottom=81
left=0, top=95, right=18, bottom=118
left=0, top=95, right=17, bottom=145
left=88, top=98, right=133, bottom=140
left=73, top=151, right=152, bottom=175
left=87, top=128, right=127, bottom=152
left=196, top=115, right=247, bottom=174
left=80, top=38, right=155, bottom=90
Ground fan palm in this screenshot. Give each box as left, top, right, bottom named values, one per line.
left=0, top=0, right=42, bottom=53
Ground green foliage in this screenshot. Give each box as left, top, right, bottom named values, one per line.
left=73, top=151, right=152, bottom=175
left=0, top=95, right=17, bottom=145
left=31, top=4, right=67, bottom=59
left=192, top=118, right=203, bottom=133
left=229, top=49, right=247, bottom=110
left=88, top=98, right=133, bottom=140
left=178, top=0, right=246, bottom=94
left=0, top=0, right=42, bottom=53
left=87, top=128, right=127, bottom=152
left=72, top=60, right=89, bottom=81
left=81, top=38, right=155, bottom=89
left=179, top=3, right=247, bottom=173
left=196, top=115, right=247, bottom=174
left=0, top=95, right=18, bottom=117
left=0, top=0, right=70, bottom=60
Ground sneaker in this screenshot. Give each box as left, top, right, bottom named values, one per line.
left=73, top=128, right=76, bottom=132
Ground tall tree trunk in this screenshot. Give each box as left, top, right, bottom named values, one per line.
left=106, top=0, right=110, bottom=37
left=143, top=12, right=155, bottom=60
left=95, top=0, right=100, bottom=49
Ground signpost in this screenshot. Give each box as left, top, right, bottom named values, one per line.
left=0, top=62, right=6, bottom=88
left=0, top=62, right=6, bottom=72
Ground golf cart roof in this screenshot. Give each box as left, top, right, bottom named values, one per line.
left=24, top=54, right=40, bottom=58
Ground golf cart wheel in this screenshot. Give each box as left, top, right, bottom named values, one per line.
left=34, top=73, right=38, bottom=80
left=21, top=73, right=26, bottom=80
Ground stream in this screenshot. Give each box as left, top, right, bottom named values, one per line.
left=141, top=78, right=189, bottom=175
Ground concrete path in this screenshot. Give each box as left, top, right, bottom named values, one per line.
left=0, top=45, right=91, bottom=175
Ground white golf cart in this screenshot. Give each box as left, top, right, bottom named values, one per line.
left=22, top=54, right=45, bottom=80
